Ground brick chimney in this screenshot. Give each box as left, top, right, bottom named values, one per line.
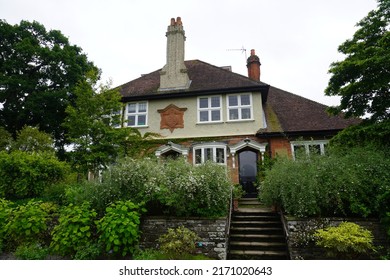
left=246, top=49, right=261, bottom=81
left=159, top=17, right=190, bottom=91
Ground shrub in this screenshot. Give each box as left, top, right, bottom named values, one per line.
left=97, top=200, right=145, bottom=257
left=158, top=226, right=200, bottom=259
left=50, top=203, right=97, bottom=258
left=0, top=151, right=69, bottom=199
left=69, top=158, right=232, bottom=217
left=259, top=147, right=390, bottom=218
left=314, top=222, right=376, bottom=259
left=5, top=200, right=53, bottom=247
left=14, top=242, right=50, bottom=260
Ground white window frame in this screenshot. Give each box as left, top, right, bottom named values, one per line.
left=193, top=143, right=227, bottom=165
left=197, top=96, right=222, bottom=123
left=227, top=93, right=253, bottom=121
left=125, top=101, right=148, bottom=127
left=290, top=140, right=329, bottom=160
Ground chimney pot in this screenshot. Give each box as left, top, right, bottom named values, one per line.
left=170, top=18, right=175, bottom=26
left=176, top=17, right=182, bottom=25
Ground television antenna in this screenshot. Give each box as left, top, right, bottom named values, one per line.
left=227, top=46, right=247, bottom=60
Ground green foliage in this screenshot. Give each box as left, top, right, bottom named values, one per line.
left=93, top=158, right=231, bottom=217
left=50, top=203, right=97, bottom=257
left=0, top=150, right=69, bottom=199
left=96, top=200, right=145, bottom=257
left=0, top=199, right=14, bottom=242
left=14, top=242, right=50, bottom=260
left=157, top=226, right=200, bottom=260
left=63, top=70, right=141, bottom=176
left=0, top=20, right=98, bottom=150
left=259, top=147, right=390, bottom=218
left=5, top=200, right=52, bottom=247
left=0, top=126, right=12, bottom=151
left=232, top=184, right=245, bottom=199
left=11, top=126, right=55, bottom=154
left=330, top=120, right=390, bottom=149
left=325, top=0, right=390, bottom=122
left=314, top=222, right=376, bottom=259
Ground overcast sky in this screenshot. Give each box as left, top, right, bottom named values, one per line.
left=1, top=0, right=378, bottom=106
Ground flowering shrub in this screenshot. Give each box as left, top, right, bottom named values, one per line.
left=259, top=147, right=390, bottom=218
left=158, top=226, right=200, bottom=259
left=69, top=158, right=232, bottom=217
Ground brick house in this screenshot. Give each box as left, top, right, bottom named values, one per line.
left=117, top=17, right=358, bottom=196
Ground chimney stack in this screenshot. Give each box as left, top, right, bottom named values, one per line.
left=159, top=17, right=190, bottom=91
left=246, top=49, right=261, bottom=81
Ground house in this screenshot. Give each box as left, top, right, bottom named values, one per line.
left=117, top=17, right=358, bottom=195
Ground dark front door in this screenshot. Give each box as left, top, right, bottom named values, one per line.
left=238, top=150, right=258, bottom=197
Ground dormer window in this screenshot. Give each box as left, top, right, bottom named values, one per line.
left=126, top=101, right=148, bottom=127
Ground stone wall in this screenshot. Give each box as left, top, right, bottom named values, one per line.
left=283, top=216, right=389, bottom=259
left=139, top=216, right=228, bottom=260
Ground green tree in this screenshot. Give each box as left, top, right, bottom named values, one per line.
left=63, top=70, right=135, bottom=177
left=325, top=0, right=390, bottom=122
left=0, top=127, right=12, bottom=151
left=11, top=126, right=55, bottom=154
left=0, top=20, right=98, bottom=153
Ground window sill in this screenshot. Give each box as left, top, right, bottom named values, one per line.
left=226, top=119, right=255, bottom=123
left=196, top=121, right=224, bottom=125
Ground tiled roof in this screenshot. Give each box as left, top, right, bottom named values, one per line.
left=119, top=60, right=269, bottom=100
left=259, top=86, right=360, bottom=135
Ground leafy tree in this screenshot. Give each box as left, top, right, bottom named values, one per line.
left=11, top=126, right=55, bottom=154
left=63, top=70, right=136, bottom=177
left=0, top=20, right=98, bottom=153
left=0, top=126, right=12, bottom=151
left=325, top=0, right=390, bottom=122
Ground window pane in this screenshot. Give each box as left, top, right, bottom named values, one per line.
left=211, top=110, right=220, bottom=121
left=199, top=111, right=209, bottom=122
left=216, top=148, right=225, bottom=163
left=195, top=149, right=202, bottom=164
left=241, top=108, right=251, bottom=119
left=199, top=98, right=208, bottom=108
left=127, top=115, right=135, bottom=126
left=138, top=102, right=147, bottom=112
left=241, top=94, right=251, bottom=105
left=137, top=115, right=146, bottom=126
left=211, top=96, right=220, bottom=107
left=229, top=109, right=239, bottom=120
left=128, top=103, right=136, bottom=113
left=228, top=95, right=238, bottom=106
left=205, top=148, right=213, bottom=162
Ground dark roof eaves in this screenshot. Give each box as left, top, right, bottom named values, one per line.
left=121, top=84, right=270, bottom=103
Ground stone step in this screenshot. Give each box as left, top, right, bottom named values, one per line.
left=231, top=215, right=280, bottom=221
left=228, top=249, right=289, bottom=260
left=230, top=233, right=286, bottom=242
left=230, top=227, right=284, bottom=235
left=231, top=220, right=282, bottom=228
left=229, top=241, right=287, bottom=250
left=235, top=207, right=274, bottom=213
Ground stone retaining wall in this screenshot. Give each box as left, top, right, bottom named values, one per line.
left=139, top=216, right=228, bottom=260
left=283, top=216, right=389, bottom=259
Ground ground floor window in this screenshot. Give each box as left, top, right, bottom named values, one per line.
left=291, top=140, right=328, bottom=160
left=193, top=143, right=226, bottom=165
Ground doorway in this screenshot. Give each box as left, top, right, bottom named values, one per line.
left=238, top=150, right=258, bottom=197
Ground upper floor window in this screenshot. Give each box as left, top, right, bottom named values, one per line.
left=126, top=101, right=148, bottom=127
left=227, top=93, right=253, bottom=121
left=291, top=140, right=328, bottom=160
left=198, top=96, right=222, bottom=123
left=193, top=143, right=226, bottom=165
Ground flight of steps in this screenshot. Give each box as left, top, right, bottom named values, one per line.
left=228, top=198, right=289, bottom=260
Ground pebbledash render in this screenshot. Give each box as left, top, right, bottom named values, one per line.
left=116, top=17, right=359, bottom=196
